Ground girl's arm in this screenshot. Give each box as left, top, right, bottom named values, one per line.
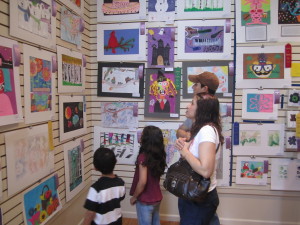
left=83, top=210, right=96, bottom=225
left=130, top=163, right=147, bottom=205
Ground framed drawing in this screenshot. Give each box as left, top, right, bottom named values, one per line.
left=93, top=126, right=139, bottom=165
left=236, top=45, right=291, bottom=89
left=97, top=0, right=146, bottom=22
left=242, top=89, right=278, bottom=120
left=62, top=0, right=84, bottom=15
left=177, top=20, right=231, bottom=60
left=236, top=157, right=268, bottom=185
left=286, top=111, right=298, bottom=128
left=97, top=23, right=146, bottom=61
left=176, top=0, right=231, bottom=20
left=233, top=123, right=285, bottom=156
left=23, top=175, right=62, bottom=225
left=288, top=90, right=300, bottom=107
left=286, top=131, right=297, bottom=151
left=147, top=27, right=175, bottom=68
left=23, top=44, right=56, bottom=124
left=4, top=124, right=55, bottom=196
left=59, top=95, right=87, bottom=142
left=271, top=158, right=300, bottom=191
left=97, top=62, right=144, bottom=98
left=220, top=103, right=233, bottom=132
left=0, top=37, right=23, bottom=126
left=63, top=139, right=85, bottom=202
left=182, top=61, right=233, bottom=98
left=148, top=0, right=175, bottom=22
left=10, top=0, right=56, bottom=49
left=57, top=46, right=85, bottom=93
left=101, top=102, right=139, bottom=128
left=144, top=69, right=180, bottom=118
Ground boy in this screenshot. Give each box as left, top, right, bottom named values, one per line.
left=83, top=147, right=126, bottom=225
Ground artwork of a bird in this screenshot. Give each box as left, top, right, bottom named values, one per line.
left=107, top=31, right=119, bottom=54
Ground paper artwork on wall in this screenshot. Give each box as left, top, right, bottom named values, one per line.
left=61, top=6, right=82, bottom=47
left=0, top=37, right=23, bottom=126
left=147, top=27, right=175, bottom=68
left=285, top=131, right=297, bottom=151
left=144, top=69, right=180, bottom=118
left=101, top=102, right=139, bottom=129
left=271, top=158, right=300, bottom=191
left=97, top=62, right=144, bottom=98
left=23, top=44, right=56, bottom=124
left=176, top=0, right=231, bottom=20
left=287, top=90, right=300, bottom=107
left=220, top=103, right=232, bottom=132
left=59, top=95, right=87, bottom=142
left=216, top=142, right=230, bottom=187
left=236, top=45, right=291, bottom=89
left=4, top=124, right=55, bottom=196
left=97, top=0, right=146, bottom=22
left=286, top=111, right=298, bottom=128
left=177, top=20, right=231, bottom=60
left=62, top=0, right=84, bottom=15
left=236, top=157, right=268, bottom=185
left=233, top=123, right=284, bottom=156
left=23, top=175, right=62, bottom=225
left=291, top=62, right=300, bottom=77
left=97, top=23, right=146, bottom=62
left=148, top=0, right=175, bottom=22
left=63, top=139, right=85, bottom=202
left=93, top=126, right=138, bottom=165
left=10, top=0, right=56, bottom=49
left=242, top=89, right=278, bottom=120
left=57, top=46, right=85, bottom=93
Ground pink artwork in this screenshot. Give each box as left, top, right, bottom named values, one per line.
left=247, top=93, right=273, bottom=113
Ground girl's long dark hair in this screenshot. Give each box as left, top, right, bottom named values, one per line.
left=138, top=126, right=166, bottom=178
left=190, top=93, right=224, bottom=145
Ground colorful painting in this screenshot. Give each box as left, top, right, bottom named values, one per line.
left=148, top=0, right=175, bottom=21
left=240, top=0, right=271, bottom=26
left=288, top=90, right=300, bottom=107
left=4, top=124, right=54, bottom=196
left=23, top=175, right=62, bottom=225
left=184, top=0, right=224, bottom=12
left=278, top=0, right=300, bottom=24
left=61, top=6, right=82, bottom=47
left=286, top=111, right=298, bottom=128
left=147, top=27, right=175, bottom=68
left=101, top=102, right=139, bottom=128
left=286, top=132, right=297, bottom=151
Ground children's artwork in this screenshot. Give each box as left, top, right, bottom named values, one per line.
left=176, top=0, right=231, bottom=20
left=4, top=124, right=55, bottom=196
left=57, top=46, right=85, bottom=93
left=61, top=6, right=82, bottom=47
left=97, top=23, right=146, bottom=61
left=233, top=123, right=284, bottom=156
left=97, top=62, right=144, bottom=98
left=182, top=61, right=233, bottom=98
left=63, top=139, right=85, bottom=202
left=220, top=103, right=233, bottom=132
left=177, top=20, right=231, bottom=60
left=216, top=142, right=231, bottom=187
left=288, top=90, right=300, bottom=107
left=59, top=95, right=87, bottom=142
left=286, top=132, right=297, bottom=151
left=147, top=27, right=175, bottom=68
left=148, top=0, right=175, bottom=22
left=23, top=45, right=56, bottom=124
left=144, top=69, right=180, bottom=118
left=97, top=0, right=146, bottom=22
left=93, top=126, right=139, bottom=165
left=236, top=157, right=268, bottom=185
left=236, top=45, right=291, bottom=89
left=101, top=102, right=139, bottom=128
left=242, top=89, right=278, bottom=120
left=10, top=0, right=56, bottom=49
left=62, top=0, right=84, bottom=15
left=236, top=0, right=276, bottom=43
left=286, top=111, right=298, bottom=128
left=271, top=158, right=300, bottom=191
left=23, top=175, right=62, bottom=225
left=0, top=37, right=23, bottom=126
left=291, top=62, right=300, bottom=77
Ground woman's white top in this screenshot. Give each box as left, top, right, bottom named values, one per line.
left=188, top=125, right=220, bottom=192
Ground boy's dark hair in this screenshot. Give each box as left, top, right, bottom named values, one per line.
left=93, top=147, right=117, bottom=175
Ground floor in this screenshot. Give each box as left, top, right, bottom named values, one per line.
left=123, top=218, right=179, bottom=225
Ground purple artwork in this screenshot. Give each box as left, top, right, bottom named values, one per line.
left=147, top=27, right=174, bottom=68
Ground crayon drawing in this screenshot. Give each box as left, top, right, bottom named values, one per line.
left=240, top=161, right=265, bottom=179
left=278, top=0, right=300, bottom=24
left=148, top=0, right=175, bottom=21
left=240, top=0, right=271, bottom=26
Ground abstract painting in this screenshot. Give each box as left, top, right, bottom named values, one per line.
left=94, top=126, right=139, bottom=165
left=10, top=0, right=56, bottom=49
left=288, top=90, right=300, bottom=107
left=23, top=44, right=55, bottom=124
left=148, top=0, right=175, bottom=21
left=63, top=0, right=84, bottom=15
left=4, top=124, right=54, bottom=196
left=101, top=102, right=139, bottom=128
left=147, top=27, right=175, bottom=68
left=236, top=157, right=268, bottom=185
left=97, top=62, right=144, bottom=98
left=177, top=20, right=231, bottom=60
left=63, top=139, right=85, bottom=202
left=0, top=37, right=23, bottom=126
left=97, top=23, right=146, bottom=61
left=59, top=95, right=87, bottom=141
left=57, top=46, right=85, bottom=93
left=23, top=175, right=62, bottom=225
left=144, top=69, right=180, bottom=118
left=286, top=111, right=298, bottom=128
left=285, top=131, right=297, bottom=151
